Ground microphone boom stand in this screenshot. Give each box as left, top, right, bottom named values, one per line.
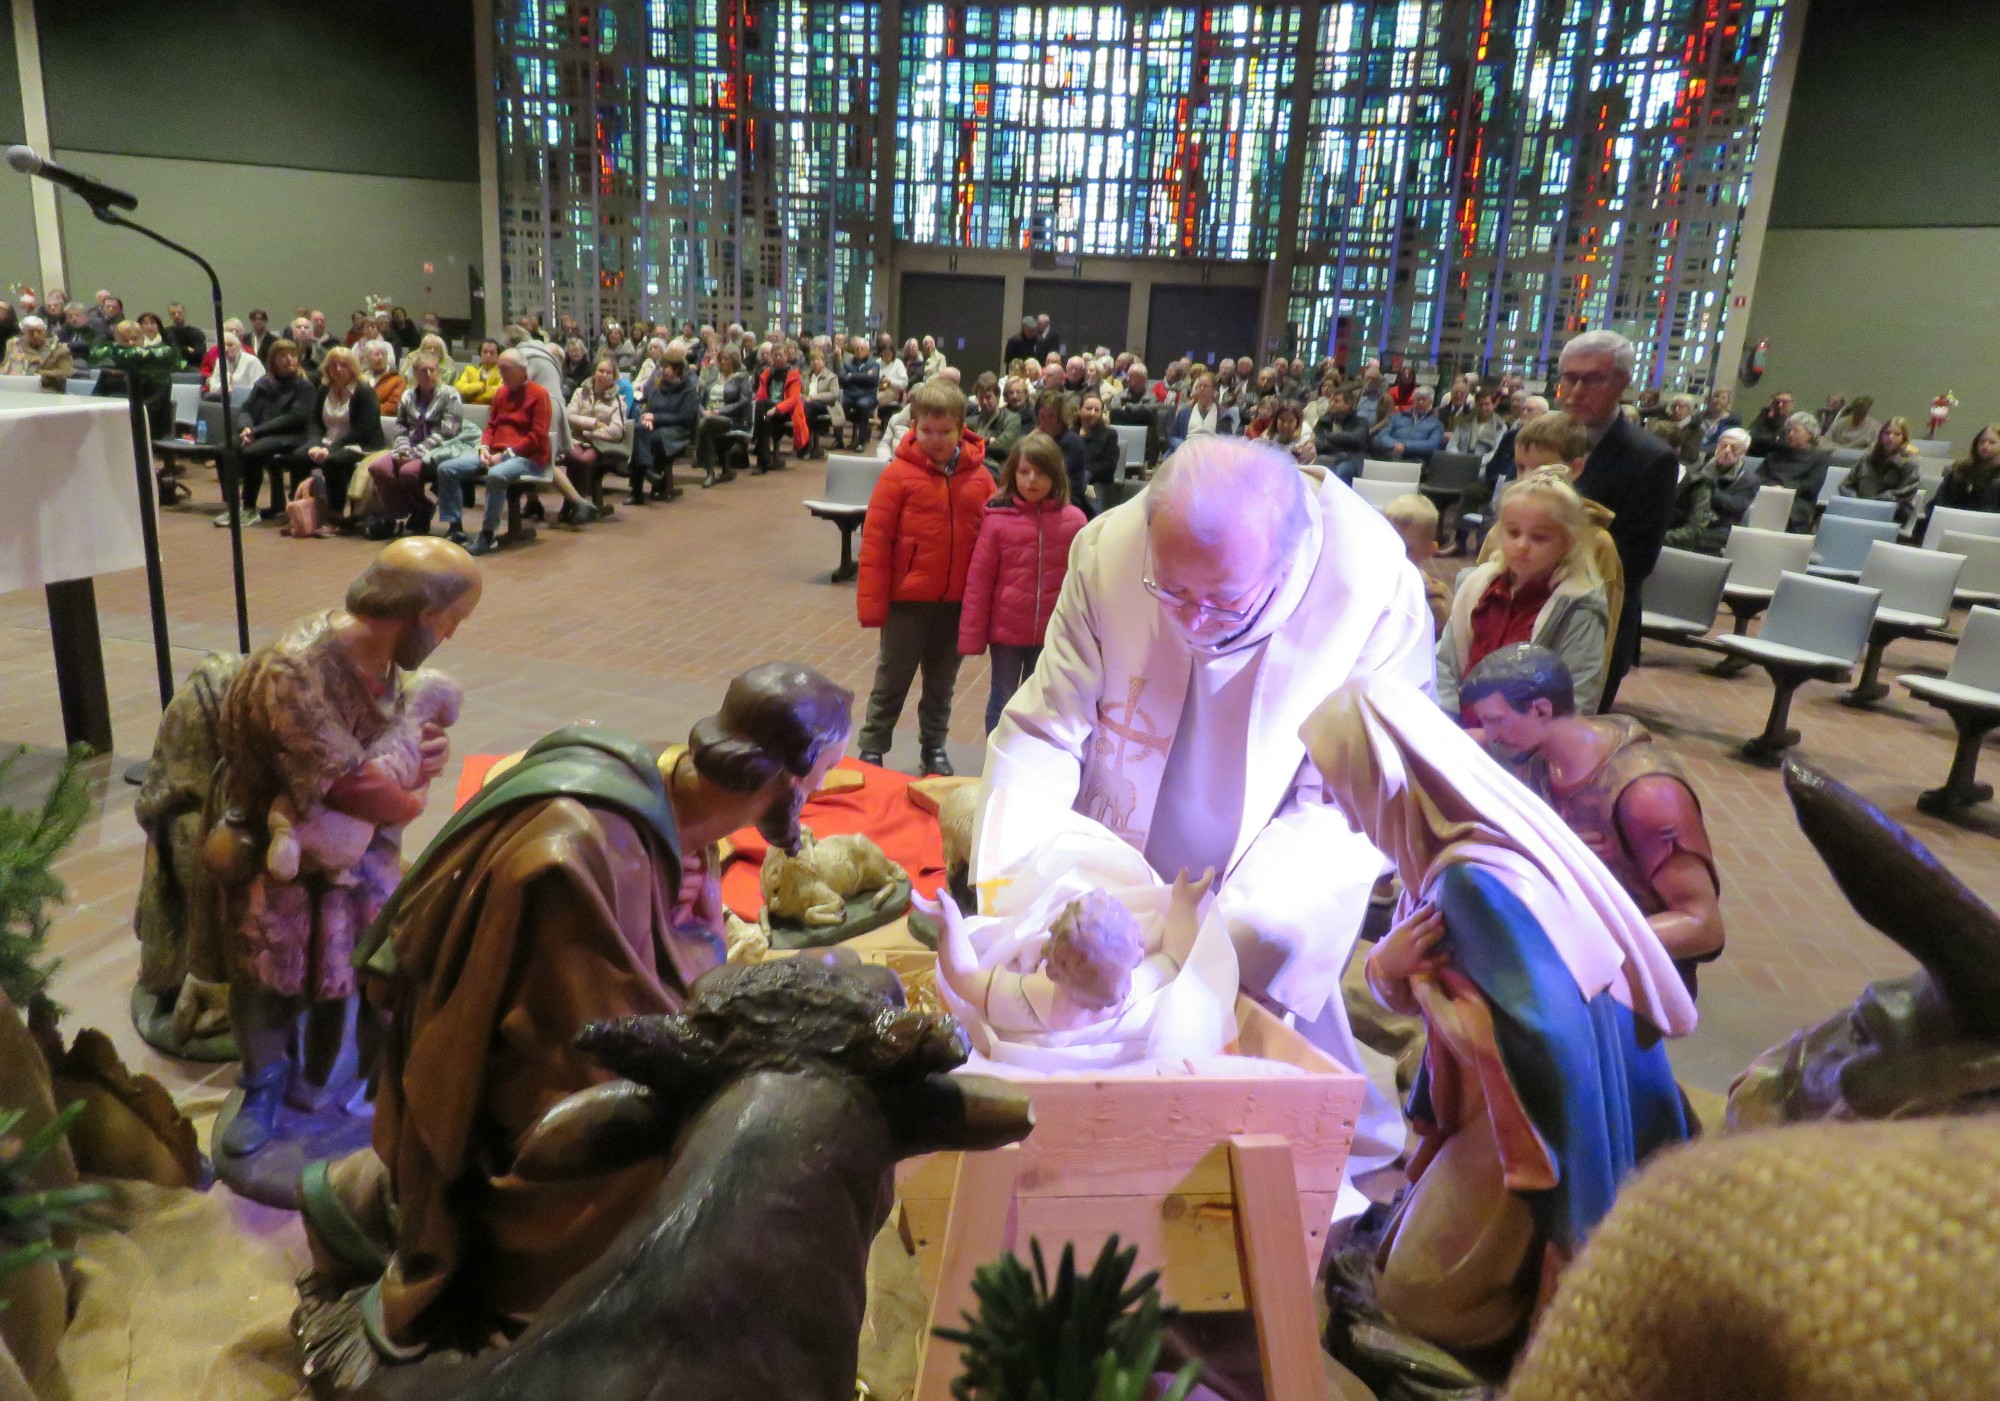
left=87, top=202, right=252, bottom=662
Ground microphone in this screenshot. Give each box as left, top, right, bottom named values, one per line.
left=6, top=145, right=138, bottom=212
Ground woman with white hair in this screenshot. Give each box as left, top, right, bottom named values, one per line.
left=0, top=315, right=74, bottom=390
left=1303, top=673, right=1693, bottom=1355
left=1751, top=410, right=1832, bottom=530
left=205, top=329, right=264, bottom=396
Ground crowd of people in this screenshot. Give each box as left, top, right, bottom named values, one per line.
left=7, top=281, right=1994, bottom=753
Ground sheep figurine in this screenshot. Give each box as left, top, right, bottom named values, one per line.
left=760, top=829, right=907, bottom=930
left=265, top=670, right=464, bottom=885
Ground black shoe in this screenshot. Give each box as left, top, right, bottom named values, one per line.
left=521, top=496, right=546, bottom=521
left=573, top=501, right=599, bottom=525
left=701, top=468, right=717, bottom=488
left=625, top=492, right=647, bottom=507
left=363, top=518, right=396, bottom=541
left=649, top=478, right=672, bottom=501
left=466, top=531, right=499, bottom=557
left=719, top=466, right=737, bottom=483
left=444, top=525, right=469, bottom=545
left=409, top=507, right=434, bottom=536
left=859, top=750, right=885, bottom=768
left=920, top=748, right=954, bottom=777
left=556, top=501, right=576, bottom=525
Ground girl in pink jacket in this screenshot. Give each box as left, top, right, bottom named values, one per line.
left=958, top=432, right=1089, bottom=732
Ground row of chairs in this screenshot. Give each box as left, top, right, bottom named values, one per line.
left=1641, top=527, right=2000, bottom=815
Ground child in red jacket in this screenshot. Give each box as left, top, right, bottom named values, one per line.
left=958, top=433, right=1088, bottom=732
left=856, top=379, right=989, bottom=775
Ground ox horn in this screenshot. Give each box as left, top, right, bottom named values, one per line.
left=1783, top=760, right=2000, bottom=1041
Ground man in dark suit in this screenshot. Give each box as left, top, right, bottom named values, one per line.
left=1560, top=330, right=1679, bottom=710
left=1002, top=315, right=1040, bottom=365
left=1033, top=314, right=1059, bottom=360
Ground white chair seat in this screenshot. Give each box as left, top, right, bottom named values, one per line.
left=1900, top=673, right=2000, bottom=711
left=1956, top=589, right=2000, bottom=608
left=802, top=499, right=866, bottom=517
left=1714, top=634, right=1855, bottom=672
left=1723, top=585, right=1775, bottom=605
left=1876, top=606, right=1947, bottom=631
left=1640, top=611, right=1708, bottom=638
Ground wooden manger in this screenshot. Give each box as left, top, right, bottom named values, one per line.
left=897, top=988, right=1367, bottom=1401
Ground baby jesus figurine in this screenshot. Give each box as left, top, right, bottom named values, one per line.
left=933, top=869, right=1213, bottom=1037
left=265, top=669, right=464, bottom=884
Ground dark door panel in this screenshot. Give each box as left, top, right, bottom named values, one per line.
left=1023, top=278, right=1132, bottom=360
left=899, top=273, right=1007, bottom=374
left=1146, top=284, right=1263, bottom=372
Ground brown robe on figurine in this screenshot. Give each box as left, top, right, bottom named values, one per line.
left=1509, top=716, right=1720, bottom=993
left=334, top=726, right=723, bottom=1351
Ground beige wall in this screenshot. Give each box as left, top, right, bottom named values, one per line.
left=50, top=150, right=481, bottom=324
left=1742, top=227, right=2000, bottom=447
left=0, top=189, right=35, bottom=296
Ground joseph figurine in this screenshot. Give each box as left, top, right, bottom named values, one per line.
left=299, top=662, right=853, bottom=1372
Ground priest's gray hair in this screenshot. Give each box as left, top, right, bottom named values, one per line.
left=1559, top=329, right=1636, bottom=376
left=1146, top=436, right=1310, bottom=560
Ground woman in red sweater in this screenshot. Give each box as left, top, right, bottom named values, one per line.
left=958, top=432, right=1089, bottom=732
left=855, top=379, right=989, bottom=775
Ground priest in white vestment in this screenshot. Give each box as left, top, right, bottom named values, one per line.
left=972, top=437, right=1438, bottom=1174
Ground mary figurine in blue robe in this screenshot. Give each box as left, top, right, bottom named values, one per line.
left=1302, top=676, right=1697, bottom=1353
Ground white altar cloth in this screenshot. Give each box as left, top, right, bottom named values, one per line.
left=0, top=399, right=146, bottom=594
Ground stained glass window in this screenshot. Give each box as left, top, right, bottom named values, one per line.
left=494, top=0, right=1789, bottom=382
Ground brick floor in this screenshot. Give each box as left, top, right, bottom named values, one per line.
left=4, top=462, right=1992, bottom=1100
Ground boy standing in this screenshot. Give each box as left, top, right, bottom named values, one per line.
left=855, top=379, right=989, bottom=775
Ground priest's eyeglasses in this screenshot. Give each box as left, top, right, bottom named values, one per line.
left=1141, top=573, right=1263, bottom=623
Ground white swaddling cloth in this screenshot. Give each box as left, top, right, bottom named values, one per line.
left=936, top=788, right=1241, bottom=1073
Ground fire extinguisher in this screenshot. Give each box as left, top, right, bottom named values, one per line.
left=1740, top=338, right=1768, bottom=386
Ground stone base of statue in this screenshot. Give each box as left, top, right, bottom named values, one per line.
left=213, top=1088, right=373, bottom=1210
left=129, top=983, right=237, bottom=1063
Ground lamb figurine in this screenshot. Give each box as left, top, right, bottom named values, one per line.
left=760, top=829, right=907, bottom=929
left=935, top=868, right=1213, bottom=1035
left=265, top=670, right=464, bottom=885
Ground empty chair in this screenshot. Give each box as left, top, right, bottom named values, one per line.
left=169, top=382, right=202, bottom=432
left=1819, top=494, right=1897, bottom=524
left=1843, top=540, right=1964, bottom=705
left=802, top=453, right=886, bottom=583
left=1826, top=447, right=1865, bottom=469
left=1913, top=437, right=1955, bottom=459
left=1900, top=604, right=2000, bottom=815
left=1806, top=514, right=1900, bottom=580
left=1921, top=504, right=2000, bottom=551
left=1361, top=458, right=1422, bottom=485
left=1719, top=525, right=1814, bottom=635
left=1352, top=476, right=1411, bottom=510
left=1817, top=464, right=1852, bottom=504
left=1639, top=547, right=1732, bottom=652
left=0, top=375, right=45, bottom=394
left=1745, top=484, right=1796, bottom=533
left=1943, top=531, right=2000, bottom=608
left=1111, top=423, right=1147, bottom=479
left=1712, top=571, right=1880, bottom=762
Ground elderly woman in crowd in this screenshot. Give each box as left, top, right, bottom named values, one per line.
left=205, top=329, right=264, bottom=397
left=364, top=350, right=478, bottom=540
left=399, top=332, right=452, bottom=384
left=0, top=315, right=75, bottom=390
left=1752, top=410, right=1832, bottom=531
left=560, top=356, right=629, bottom=513
left=921, top=334, right=947, bottom=380
left=282, top=344, right=384, bottom=531
left=227, top=338, right=316, bottom=525
left=1838, top=415, right=1923, bottom=523
left=560, top=336, right=593, bottom=395
left=1649, top=392, right=1705, bottom=465
left=599, top=321, right=637, bottom=374
left=632, top=337, right=671, bottom=397
left=365, top=339, right=407, bottom=415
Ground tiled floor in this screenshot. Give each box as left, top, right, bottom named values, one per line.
left=4, top=460, right=1991, bottom=1103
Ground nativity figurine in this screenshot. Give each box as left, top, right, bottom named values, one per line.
left=1463, top=644, right=1724, bottom=996
left=298, top=663, right=853, bottom=1374
left=760, top=829, right=907, bottom=930
left=924, top=789, right=1239, bottom=1073
left=205, top=541, right=481, bottom=1198
left=1730, top=759, right=2000, bottom=1127
left=296, top=957, right=1032, bottom=1401
left=1302, top=675, right=1694, bottom=1378
left=131, top=651, right=244, bottom=1059
left=934, top=874, right=1210, bottom=1038
left=266, top=671, right=464, bottom=885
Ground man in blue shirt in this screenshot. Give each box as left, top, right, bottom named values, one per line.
left=1372, top=384, right=1446, bottom=461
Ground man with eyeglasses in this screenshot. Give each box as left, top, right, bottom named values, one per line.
left=1557, top=329, right=1679, bottom=709
left=972, top=435, right=1435, bottom=1189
